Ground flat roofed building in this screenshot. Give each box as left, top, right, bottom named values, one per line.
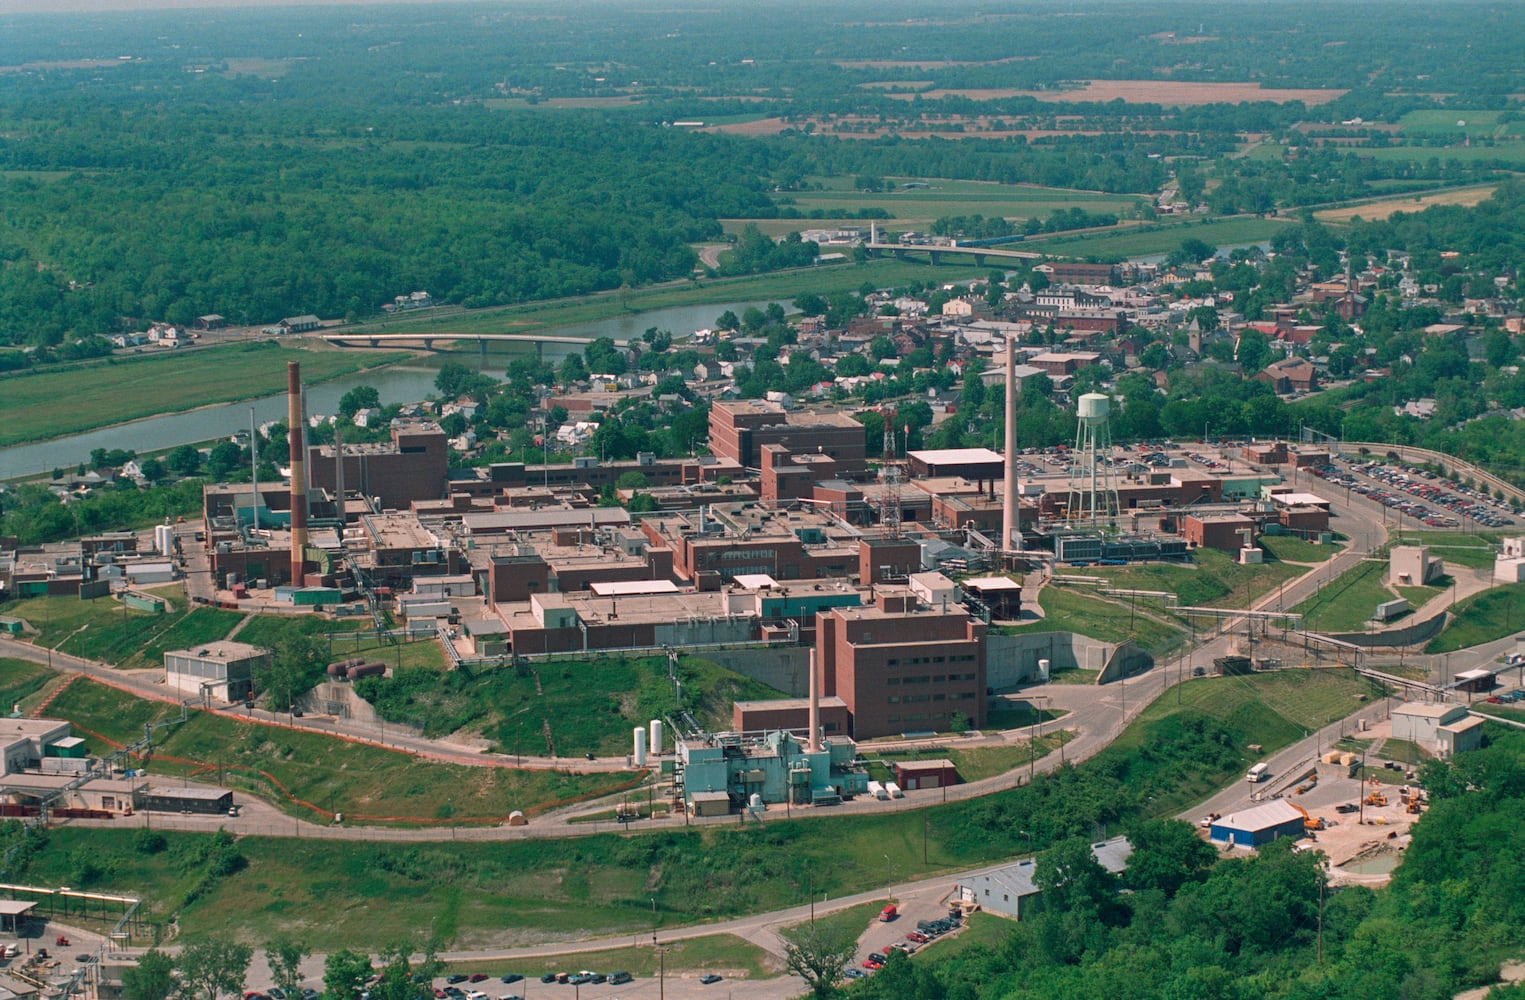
left=905, top=448, right=1006, bottom=480
left=956, top=837, right=1131, bottom=919
left=1208, top=800, right=1308, bottom=848
left=817, top=593, right=986, bottom=739
left=165, top=641, right=270, bottom=704
left=709, top=400, right=866, bottom=474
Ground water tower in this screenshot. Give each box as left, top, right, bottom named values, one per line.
left=1066, top=393, right=1119, bottom=525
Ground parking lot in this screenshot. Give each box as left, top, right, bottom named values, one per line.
left=1307, top=455, right=1518, bottom=529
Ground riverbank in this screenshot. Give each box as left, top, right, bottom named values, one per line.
left=0, top=340, right=408, bottom=451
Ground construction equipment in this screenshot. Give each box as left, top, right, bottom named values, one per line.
left=1292, top=803, right=1326, bottom=831
left=1364, top=791, right=1388, bottom=807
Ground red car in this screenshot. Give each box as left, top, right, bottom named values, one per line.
left=467, top=976, right=488, bottom=984
left=906, top=932, right=928, bottom=943
left=862, top=959, right=883, bottom=971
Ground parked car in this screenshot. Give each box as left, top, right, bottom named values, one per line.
left=699, top=974, right=723, bottom=985
left=843, top=969, right=865, bottom=980
left=862, top=959, right=883, bottom=971
left=445, top=976, right=468, bottom=985
left=468, top=975, right=489, bottom=984
left=498, top=975, right=522, bottom=985
left=539, top=975, right=556, bottom=985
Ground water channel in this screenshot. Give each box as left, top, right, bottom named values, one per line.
left=0, top=300, right=772, bottom=480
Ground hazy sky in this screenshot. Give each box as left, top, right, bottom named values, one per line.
left=5, top=0, right=485, bottom=11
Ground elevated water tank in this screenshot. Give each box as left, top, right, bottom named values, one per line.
left=1077, top=393, right=1110, bottom=425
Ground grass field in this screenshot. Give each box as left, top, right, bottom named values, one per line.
left=1425, top=584, right=1525, bottom=653
left=234, top=614, right=448, bottom=673
left=11, top=667, right=1374, bottom=948
left=1291, top=559, right=1403, bottom=632
left=0, top=341, right=405, bottom=447
left=1259, top=534, right=1341, bottom=563
left=0, top=657, right=61, bottom=714
left=736, top=177, right=1139, bottom=232
left=1391, top=531, right=1500, bottom=569
left=1024, top=587, right=1187, bottom=657
left=1358, top=142, right=1525, bottom=165
left=1113, top=667, right=1384, bottom=811
left=1022, top=216, right=1291, bottom=259
left=43, top=677, right=638, bottom=824
left=352, top=653, right=782, bottom=755
left=1396, top=109, right=1518, bottom=138
left=5, top=595, right=243, bottom=669
left=371, top=258, right=987, bottom=337
left=1054, top=549, right=1305, bottom=611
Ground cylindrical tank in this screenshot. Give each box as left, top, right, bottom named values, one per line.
left=1077, top=393, right=1110, bottom=424
left=749, top=793, right=764, bottom=811
left=1038, top=658, right=1050, bottom=682
left=633, top=726, right=648, bottom=766
left=648, top=719, right=663, bottom=757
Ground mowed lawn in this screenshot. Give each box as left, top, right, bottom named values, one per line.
left=0, top=341, right=404, bottom=446
left=44, top=678, right=639, bottom=823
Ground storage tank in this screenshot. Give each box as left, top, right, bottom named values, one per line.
left=1038, top=658, right=1050, bottom=682
left=633, top=726, right=647, bottom=766
left=1077, top=392, right=1110, bottom=425
left=346, top=661, right=386, bottom=680
left=748, top=792, right=764, bottom=812
left=648, top=719, right=663, bottom=757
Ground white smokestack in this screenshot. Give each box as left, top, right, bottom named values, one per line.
left=808, top=647, right=821, bottom=752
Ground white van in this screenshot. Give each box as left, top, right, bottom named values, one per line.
left=867, top=781, right=889, bottom=800
left=1247, top=762, right=1270, bottom=783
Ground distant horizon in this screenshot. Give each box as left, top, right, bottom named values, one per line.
left=3, top=0, right=490, bottom=11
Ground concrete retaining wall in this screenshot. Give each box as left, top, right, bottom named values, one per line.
left=1327, top=609, right=1450, bottom=649
left=987, top=632, right=1125, bottom=688
left=708, top=646, right=813, bottom=696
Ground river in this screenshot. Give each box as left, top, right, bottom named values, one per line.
left=0, top=300, right=774, bottom=481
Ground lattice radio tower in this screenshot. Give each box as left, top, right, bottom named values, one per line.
left=880, top=407, right=903, bottom=538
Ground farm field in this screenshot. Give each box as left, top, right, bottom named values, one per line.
left=1396, top=109, right=1521, bottom=138
left=1314, top=185, right=1499, bottom=223
left=997, top=80, right=1348, bottom=106
left=0, top=341, right=404, bottom=448
left=1024, top=216, right=1292, bottom=259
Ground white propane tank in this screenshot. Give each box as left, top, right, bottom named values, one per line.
left=649, top=718, right=663, bottom=757
left=633, top=726, right=648, bottom=766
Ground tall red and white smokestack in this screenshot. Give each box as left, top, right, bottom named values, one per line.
left=1002, top=336, right=1021, bottom=554
left=287, top=361, right=309, bottom=584
left=808, top=647, right=821, bottom=752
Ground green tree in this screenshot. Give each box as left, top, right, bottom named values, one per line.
left=337, top=385, right=380, bottom=419
left=1124, top=819, right=1218, bottom=897
left=794, top=293, right=828, bottom=317
left=139, top=458, right=167, bottom=483
left=260, top=633, right=325, bottom=711
left=175, top=937, right=252, bottom=1000
left=782, top=922, right=859, bottom=999
left=715, top=310, right=740, bottom=331
left=206, top=441, right=244, bottom=481
left=322, top=950, right=372, bottom=1000
left=1236, top=328, right=1272, bottom=373
left=264, top=938, right=308, bottom=1000
left=166, top=444, right=202, bottom=477
left=123, top=950, right=177, bottom=1000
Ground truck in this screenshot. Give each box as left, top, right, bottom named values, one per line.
left=1247, top=762, right=1270, bottom=783
left=885, top=781, right=904, bottom=799
left=880, top=904, right=898, bottom=922
left=867, top=781, right=889, bottom=800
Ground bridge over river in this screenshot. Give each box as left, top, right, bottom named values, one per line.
left=320, top=331, right=592, bottom=354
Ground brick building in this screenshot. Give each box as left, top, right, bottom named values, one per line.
left=709, top=400, right=866, bottom=474
left=816, top=593, right=986, bottom=738
left=307, top=419, right=449, bottom=511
